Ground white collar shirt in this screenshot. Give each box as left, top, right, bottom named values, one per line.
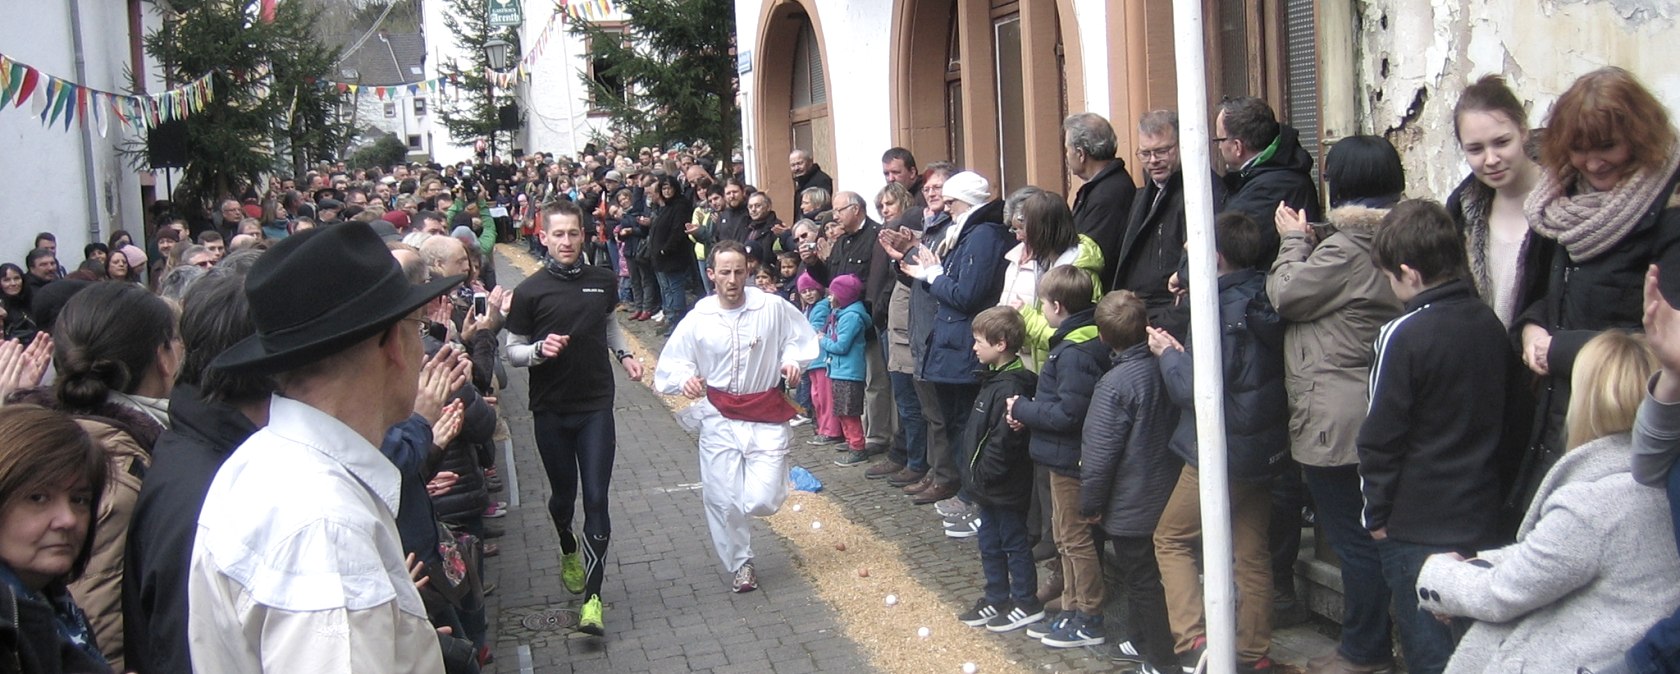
left=187, top=395, right=444, bottom=673
left=654, top=288, right=819, bottom=431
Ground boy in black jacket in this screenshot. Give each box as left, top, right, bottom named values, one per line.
left=954, top=306, right=1042, bottom=633
left=1360, top=200, right=1507, bottom=674
left=1007, top=266, right=1113, bottom=648
left=1080, top=289, right=1182, bottom=674
left=1150, top=212, right=1289, bottom=671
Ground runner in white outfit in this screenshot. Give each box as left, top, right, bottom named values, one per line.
left=654, top=241, right=819, bottom=591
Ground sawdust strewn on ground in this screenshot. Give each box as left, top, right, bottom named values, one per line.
left=502, top=245, right=1026, bottom=673
left=765, top=491, right=1033, bottom=674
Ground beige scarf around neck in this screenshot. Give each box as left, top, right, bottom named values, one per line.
left=1525, top=148, right=1680, bottom=262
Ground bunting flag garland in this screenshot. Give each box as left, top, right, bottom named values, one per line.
left=317, top=8, right=563, bottom=100
left=0, top=1, right=586, bottom=136
left=561, top=0, right=620, bottom=21
left=0, top=51, right=213, bottom=135
left=319, top=73, right=458, bottom=101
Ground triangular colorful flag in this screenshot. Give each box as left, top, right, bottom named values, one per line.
left=41, top=77, right=60, bottom=124
left=15, top=65, right=38, bottom=109
left=91, top=91, right=107, bottom=138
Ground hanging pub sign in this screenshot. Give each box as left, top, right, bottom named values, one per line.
left=488, top=0, right=523, bottom=27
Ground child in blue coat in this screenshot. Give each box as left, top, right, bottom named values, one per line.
left=800, top=272, right=841, bottom=443
left=823, top=274, right=871, bottom=464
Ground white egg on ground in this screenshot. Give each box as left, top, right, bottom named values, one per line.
left=917, top=626, right=930, bottom=638
left=962, top=663, right=977, bottom=674
left=811, top=521, right=822, bottom=530
left=884, top=594, right=898, bottom=606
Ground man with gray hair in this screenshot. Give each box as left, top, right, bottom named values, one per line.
left=790, top=149, right=833, bottom=210
left=1112, top=110, right=1192, bottom=329
left=1064, top=112, right=1138, bottom=285
left=804, top=190, right=898, bottom=466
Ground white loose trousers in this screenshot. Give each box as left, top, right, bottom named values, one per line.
left=654, top=288, right=819, bottom=573
left=696, top=414, right=791, bottom=572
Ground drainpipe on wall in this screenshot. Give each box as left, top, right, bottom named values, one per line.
left=69, top=0, right=104, bottom=246
left=1170, top=0, right=1236, bottom=673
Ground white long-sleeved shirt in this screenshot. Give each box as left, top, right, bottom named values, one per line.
left=654, top=287, right=819, bottom=399
left=187, top=396, right=445, bottom=673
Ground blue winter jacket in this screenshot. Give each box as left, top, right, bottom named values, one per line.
left=1015, top=308, right=1113, bottom=477
left=1156, top=268, right=1289, bottom=481
left=805, top=298, right=831, bottom=372
left=819, top=300, right=870, bottom=382
left=915, top=201, right=1015, bottom=384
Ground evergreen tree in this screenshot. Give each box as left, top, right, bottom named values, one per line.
left=139, top=0, right=350, bottom=213
left=437, top=0, right=520, bottom=156
left=570, top=0, right=739, bottom=153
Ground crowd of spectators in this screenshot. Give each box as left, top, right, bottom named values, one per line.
left=3, top=64, right=1680, bottom=674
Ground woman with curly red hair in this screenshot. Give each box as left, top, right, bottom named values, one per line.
left=1512, top=66, right=1680, bottom=528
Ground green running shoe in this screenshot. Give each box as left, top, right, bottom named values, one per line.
left=577, top=595, right=604, bottom=636
left=561, top=551, right=585, bottom=594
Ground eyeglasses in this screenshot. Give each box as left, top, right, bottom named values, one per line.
left=1137, top=144, right=1178, bottom=160
left=1210, top=137, right=1230, bottom=144
left=400, top=317, right=429, bottom=338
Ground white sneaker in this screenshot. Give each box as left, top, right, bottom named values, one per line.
left=651, top=311, right=666, bottom=324
left=789, top=415, right=812, bottom=427
left=943, top=511, right=982, bottom=538
left=934, top=497, right=972, bottom=518
left=731, top=561, right=758, bottom=593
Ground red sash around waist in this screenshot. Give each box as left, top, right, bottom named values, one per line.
left=706, top=387, right=798, bottom=424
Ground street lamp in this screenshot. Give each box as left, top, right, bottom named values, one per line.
left=484, top=38, right=512, bottom=72
left=483, top=38, right=513, bottom=158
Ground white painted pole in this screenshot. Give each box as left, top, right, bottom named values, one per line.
left=1168, top=1, right=1236, bottom=674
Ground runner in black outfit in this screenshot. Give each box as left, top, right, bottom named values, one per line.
left=505, top=200, right=644, bottom=636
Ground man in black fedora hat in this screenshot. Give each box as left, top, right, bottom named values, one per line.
left=186, top=222, right=460, bottom=673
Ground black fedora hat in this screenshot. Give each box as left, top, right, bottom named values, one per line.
left=211, top=222, right=462, bottom=374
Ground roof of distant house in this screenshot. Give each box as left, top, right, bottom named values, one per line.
left=331, top=32, right=427, bottom=87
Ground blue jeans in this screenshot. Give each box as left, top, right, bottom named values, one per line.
left=886, top=371, right=928, bottom=472
left=657, top=270, right=688, bottom=334
left=1378, top=537, right=1464, bottom=674
left=607, top=241, right=632, bottom=303
left=976, top=504, right=1036, bottom=606
left=629, top=256, right=659, bottom=313
left=933, top=382, right=979, bottom=494
left=794, top=377, right=813, bottom=417
left=1303, top=464, right=1394, bottom=666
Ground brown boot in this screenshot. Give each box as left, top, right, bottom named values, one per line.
left=911, top=481, right=958, bottom=505
left=886, top=467, right=927, bottom=487
left=864, top=460, right=905, bottom=480
left=1036, top=559, right=1063, bottom=605
left=902, top=477, right=933, bottom=495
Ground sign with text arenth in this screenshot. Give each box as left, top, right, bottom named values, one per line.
left=488, top=0, right=523, bottom=26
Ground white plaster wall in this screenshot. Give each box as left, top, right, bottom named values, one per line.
left=348, top=93, right=434, bottom=158
left=0, top=1, right=146, bottom=259
left=818, top=0, right=896, bottom=201
left=1359, top=0, right=1680, bottom=200
left=734, top=0, right=761, bottom=185
left=1072, top=0, right=1108, bottom=119
left=736, top=0, right=896, bottom=213
left=517, top=0, right=615, bottom=158
left=423, top=0, right=475, bottom=164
